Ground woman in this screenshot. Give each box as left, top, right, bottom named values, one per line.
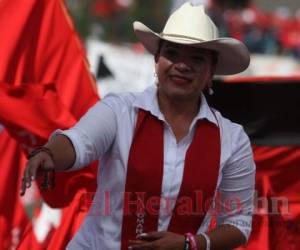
left=21, top=3, right=255, bottom=250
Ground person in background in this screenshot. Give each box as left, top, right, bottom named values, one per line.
left=21, top=3, right=255, bottom=250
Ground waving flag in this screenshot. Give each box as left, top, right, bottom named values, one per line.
left=0, top=0, right=99, bottom=248
left=0, top=129, right=29, bottom=249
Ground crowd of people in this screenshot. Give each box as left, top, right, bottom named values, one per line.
left=86, top=0, right=300, bottom=59
left=208, top=4, right=300, bottom=58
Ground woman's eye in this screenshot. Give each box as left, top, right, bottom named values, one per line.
left=163, top=49, right=178, bottom=59
left=192, top=56, right=205, bottom=63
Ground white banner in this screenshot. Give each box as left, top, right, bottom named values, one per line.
left=87, top=40, right=155, bottom=97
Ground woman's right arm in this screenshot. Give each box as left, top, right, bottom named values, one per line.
left=20, top=134, right=76, bottom=196
left=20, top=96, right=119, bottom=196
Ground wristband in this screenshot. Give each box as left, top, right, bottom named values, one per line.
left=27, top=146, right=55, bottom=190
left=199, top=232, right=210, bottom=250
left=27, top=146, right=54, bottom=160
left=185, top=233, right=198, bottom=250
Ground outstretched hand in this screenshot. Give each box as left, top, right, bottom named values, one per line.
left=20, top=150, right=55, bottom=196
left=128, top=231, right=185, bottom=250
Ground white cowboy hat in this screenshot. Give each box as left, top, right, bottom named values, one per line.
left=133, top=3, right=250, bottom=75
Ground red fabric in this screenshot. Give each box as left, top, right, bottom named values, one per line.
left=0, top=82, right=76, bottom=150
left=0, top=0, right=99, bottom=207
left=121, top=110, right=220, bottom=249
left=0, top=0, right=99, bottom=149
left=91, top=0, right=124, bottom=17
left=17, top=223, right=55, bottom=250
left=244, top=177, right=292, bottom=250
left=0, top=129, right=29, bottom=249
left=223, top=76, right=300, bottom=83
left=47, top=191, right=92, bottom=249
left=18, top=191, right=93, bottom=250
left=121, top=109, right=164, bottom=250
left=0, top=0, right=99, bottom=248
left=168, top=116, right=220, bottom=233
left=236, top=146, right=300, bottom=250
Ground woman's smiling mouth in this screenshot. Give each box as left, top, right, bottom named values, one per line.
left=169, top=74, right=192, bottom=85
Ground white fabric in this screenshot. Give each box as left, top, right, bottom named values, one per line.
left=171, top=0, right=210, bottom=13
left=58, top=85, right=255, bottom=250
left=199, top=232, right=211, bottom=250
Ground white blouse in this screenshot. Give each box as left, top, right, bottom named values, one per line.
left=58, top=85, right=256, bottom=250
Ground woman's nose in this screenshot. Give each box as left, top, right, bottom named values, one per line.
left=174, top=61, right=191, bottom=72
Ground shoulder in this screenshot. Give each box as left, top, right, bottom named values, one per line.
left=99, top=85, right=157, bottom=116
left=100, top=91, right=140, bottom=113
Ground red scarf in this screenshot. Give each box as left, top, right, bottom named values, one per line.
left=121, top=109, right=220, bottom=249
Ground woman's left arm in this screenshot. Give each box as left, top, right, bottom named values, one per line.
left=128, top=225, right=245, bottom=249
left=197, top=127, right=256, bottom=249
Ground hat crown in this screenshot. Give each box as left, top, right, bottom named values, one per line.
left=133, top=3, right=250, bottom=75
left=162, top=3, right=218, bottom=42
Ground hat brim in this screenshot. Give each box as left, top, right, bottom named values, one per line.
left=133, top=21, right=250, bottom=75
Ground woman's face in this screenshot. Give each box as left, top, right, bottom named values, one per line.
left=155, top=41, right=215, bottom=102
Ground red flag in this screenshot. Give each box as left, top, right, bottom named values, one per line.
left=18, top=190, right=94, bottom=250
left=0, top=0, right=99, bottom=206
left=250, top=146, right=300, bottom=250
left=17, top=203, right=60, bottom=250
left=237, top=175, right=293, bottom=250
left=0, top=0, right=99, bottom=149
left=47, top=190, right=95, bottom=249
left=0, top=0, right=100, bottom=248
left=0, top=129, right=30, bottom=249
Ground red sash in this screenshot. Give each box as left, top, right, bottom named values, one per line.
left=121, top=109, right=220, bottom=249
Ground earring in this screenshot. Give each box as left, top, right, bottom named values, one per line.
left=208, top=87, right=214, bottom=95
left=154, top=72, right=157, bottom=77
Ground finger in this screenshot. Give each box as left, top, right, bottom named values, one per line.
left=20, top=157, right=44, bottom=196
left=28, top=158, right=44, bottom=181
left=20, top=176, right=27, bottom=196
left=138, top=231, right=166, bottom=241
left=20, top=163, right=33, bottom=196
left=129, top=241, right=156, bottom=250
left=128, top=240, right=145, bottom=245
left=25, top=163, right=33, bottom=187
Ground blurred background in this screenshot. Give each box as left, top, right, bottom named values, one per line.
left=1, top=1, right=299, bottom=249
left=64, top=0, right=300, bottom=95
left=67, top=0, right=300, bottom=57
